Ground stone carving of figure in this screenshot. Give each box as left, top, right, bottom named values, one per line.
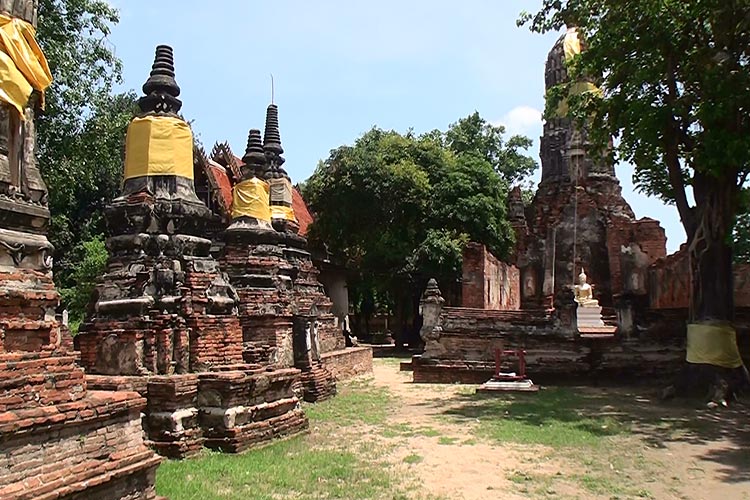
left=574, top=268, right=598, bottom=307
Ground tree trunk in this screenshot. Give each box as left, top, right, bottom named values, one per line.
left=670, top=176, right=750, bottom=403
left=689, top=183, right=735, bottom=323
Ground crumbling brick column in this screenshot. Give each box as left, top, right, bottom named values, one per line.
left=0, top=3, right=160, bottom=497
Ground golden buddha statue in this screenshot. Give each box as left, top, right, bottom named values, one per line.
left=574, top=268, right=599, bottom=307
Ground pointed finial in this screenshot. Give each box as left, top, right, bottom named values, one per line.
left=421, top=278, right=445, bottom=305
left=270, top=73, right=275, bottom=104
left=138, top=45, right=182, bottom=114
left=242, top=129, right=267, bottom=179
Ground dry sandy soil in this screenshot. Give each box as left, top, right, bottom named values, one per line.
left=352, top=358, right=750, bottom=500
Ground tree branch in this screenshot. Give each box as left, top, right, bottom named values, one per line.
left=664, top=53, right=695, bottom=236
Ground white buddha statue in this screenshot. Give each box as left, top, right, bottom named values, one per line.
left=574, top=268, right=599, bottom=307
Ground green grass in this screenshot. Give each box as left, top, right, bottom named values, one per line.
left=437, top=436, right=458, bottom=445
left=156, top=438, right=392, bottom=500
left=304, top=378, right=391, bottom=427
left=444, top=387, right=627, bottom=449
left=403, top=453, right=423, bottom=464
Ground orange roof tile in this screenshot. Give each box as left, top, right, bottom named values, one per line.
left=207, top=160, right=233, bottom=215
left=292, top=187, right=314, bottom=236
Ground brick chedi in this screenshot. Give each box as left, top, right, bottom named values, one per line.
left=220, top=127, right=298, bottom=367
left=264, top=104, right=337, bottom=399
left=0, top=2, right=160, bottom=498
left=219, top=106, right=336, bottom=402
left=262, top=104, right=344, bottom=355
left=76, top=46, right=307, bottom=457
left=515, top=26, right=666, bottom=311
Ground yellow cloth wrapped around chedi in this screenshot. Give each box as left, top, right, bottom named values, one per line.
left=0, top=13, right=52, bottom=117
left=232, top=177, right=272, bottom=222
left=271, top=205, right=297, bottom=222
left=268, top=177, right=297, bottom=222
left=123, top=116, right=194, bottom=180
left=554, top=26, right=601, bottom=117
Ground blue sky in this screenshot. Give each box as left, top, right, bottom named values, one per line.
left=107, top=0, right=685, bottom=252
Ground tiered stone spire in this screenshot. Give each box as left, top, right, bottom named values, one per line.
left=243, top=129, right=267, bottom=179
left=263, top=104, right=288, bottom=179
left=139, top=45, right=182, bottom=114
left=0, top=3, right=161, bottom=497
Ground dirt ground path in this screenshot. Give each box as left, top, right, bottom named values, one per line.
left=364, top=358, right=750, bottom=500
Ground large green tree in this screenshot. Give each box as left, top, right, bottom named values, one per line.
left=520, top=1, right=749, bottom=389
left=37, top=0, right=135, bottom=325
left=304, top=115, right=536, bottom=343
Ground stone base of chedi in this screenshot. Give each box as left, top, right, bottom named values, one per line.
left=0, top=207, right=161, bottom=497
left=292, top=313, right=337, bottom=403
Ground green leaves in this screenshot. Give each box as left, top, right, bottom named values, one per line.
left=36, top=0, right=134, bottom=317
left=304, top=112, right=535, bottom=312
left=58, top=234, right=108, bottom=333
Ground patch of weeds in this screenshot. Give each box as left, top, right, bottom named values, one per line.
left=437, top=436, right=458, bottom=445
left=156, top=437, right=392, bottom=500
left=415, top=427, right=441, bottom=437
left=507, top=470, right=534, bottom=484
left=461, top=438, right=477, bottom=445
left=403, top=453, right=423, bottom=464
left=444, top=388, right=628, bottom=449
left=381, top=422, right=414, bottom=438
left=304, top=380, right=392, bottom=427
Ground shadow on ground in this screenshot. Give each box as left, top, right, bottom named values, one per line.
left=420, top=384, right=749, bottom=483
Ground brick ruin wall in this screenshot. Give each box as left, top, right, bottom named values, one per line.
left=461, top=243, right=521, bottom=310
left=607, top=217, right=667, bottom=295
left=649, top=248, right=750, bottom=309
left=320, top=346, right=373, bottom=380
left=0, top=352, right=160, bottom=499
left=413, top=306, right=687, bottom=384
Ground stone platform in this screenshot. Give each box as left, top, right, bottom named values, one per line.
left=85, top=366, right=309, bottom=458
left=320, top=346, right=373, bottom=380
left=412, top=306, right=687, bottom=384
left=0, top=353, right=161, bottom=500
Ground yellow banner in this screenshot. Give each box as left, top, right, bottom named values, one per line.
left=232, top=177, right=271, bottom=221
left=271, top=204, right=297, bottom=222
left=0, top=14, right=52, bottom=117
left=563, top=27, right=581, bottom=61
left=123, top=116, right=194, bottom=180
left=686, top=323, right=744, bottom=369
left=555, top=81, right=602, bottom=116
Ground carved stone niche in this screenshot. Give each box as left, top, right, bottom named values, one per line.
left=0, top=97, right=50, bottom=235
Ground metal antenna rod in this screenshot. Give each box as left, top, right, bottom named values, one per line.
left=270, top=73, right=275, bottom=104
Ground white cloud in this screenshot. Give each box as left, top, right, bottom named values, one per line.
left=496, top=105, right=542, bottom=136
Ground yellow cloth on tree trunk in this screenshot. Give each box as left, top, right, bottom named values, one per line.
left=123, top=116, right=194, bottom=180
left=0, top=14, right=52, bottom=117
left=271, top=204, right=297, bottom=222
left=232, top=177, right=271, bottom=221
left=686, top=323, right=743, bottom=369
